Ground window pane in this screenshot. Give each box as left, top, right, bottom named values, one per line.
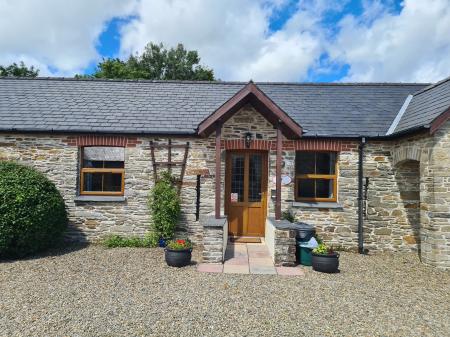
left=83, top=173, right=122, bottom=192
left=83, top=147, right=124, bottom=161
left=83, top=173, right=103, bottom=191
left=103, top=161, right=124, bottom=168
left=83, top=160, right=103, bottom=168
left=83, top=160, right=124, bottom=168
left=316, top=153, right=336, bottom=174
left=103, top=173, right=123, bottom=191
left=248, top=154, right=262, bottom=202
left=231, top=155, right=245, bottom=202
left=316, top=179, right=334, bottom=198
left=297, top=179, right=315, bottom=198
left=296, top=152, right=315, bottom=174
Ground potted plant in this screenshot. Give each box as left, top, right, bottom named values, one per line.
left=311, top=243, right=339, bottom=273
left=165, top=239, right=193, bottom=267
left=148, top=171, right=181, bottom=247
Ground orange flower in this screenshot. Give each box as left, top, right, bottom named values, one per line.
left=176, top=239, right=185, bottom=244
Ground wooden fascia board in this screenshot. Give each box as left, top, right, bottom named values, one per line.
left=430, top=106, right=450, bottom=135
left=197, top=82, right=302, bottom=138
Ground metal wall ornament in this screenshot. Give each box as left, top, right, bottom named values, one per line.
left=244, top=132, right=253, bottom=148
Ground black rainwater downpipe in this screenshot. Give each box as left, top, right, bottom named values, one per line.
left=358, top=137, right=366, bottom=254
left=195, top=175, right=201, bottom=221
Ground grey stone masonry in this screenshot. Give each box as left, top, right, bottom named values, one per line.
left=266, top=218, right=296, bottom=266
left=201, top=215, right=228, bottom=263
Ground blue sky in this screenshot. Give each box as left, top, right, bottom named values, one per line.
left=1, top=0, right=449, bottom=82
left=89, top=0, right=407, bottom=82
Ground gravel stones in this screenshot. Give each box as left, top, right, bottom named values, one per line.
left=1, top=245, right=449, bottom=337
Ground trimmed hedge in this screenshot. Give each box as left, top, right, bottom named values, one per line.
left=0, top=161, right=68, bottom=258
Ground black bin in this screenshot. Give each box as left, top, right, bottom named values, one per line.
left=294, top=222, right=315, bottom=264
left=295, top=222, right=315, bottom=242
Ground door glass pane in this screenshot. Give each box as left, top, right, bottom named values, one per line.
left=248, top=154, right=262, bottom=202
left=316, top=179, right=334, bottom=198
left=316, top=153, right=336, bottom=174
left=231, top=155, right=245, bottom=202
left=297, top=179, right=315, bottom=198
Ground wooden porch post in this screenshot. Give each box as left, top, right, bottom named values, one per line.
left=275, top=123, right=282, bottom=220
left=215, top=122, right=222, bottom=219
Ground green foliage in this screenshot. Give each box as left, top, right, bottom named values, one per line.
left=148, top=171, right=181, bottom=239
left=312, top=243, right=334, bottom=255
left=78, top=42, right=214, bottom=80
left=0, top=62, right=39, bottom=77
left=102, top=232, right=159, bottom=248
left=0, top=161, right=67, bottom=258
left=166, top=238, right=192, bottom=250
left=281, top=210, right=295, bottom=223
left=143, top=232, right=159, bottom=247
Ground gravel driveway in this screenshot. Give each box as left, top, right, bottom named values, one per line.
left=1, top=245, right=449, bottom=337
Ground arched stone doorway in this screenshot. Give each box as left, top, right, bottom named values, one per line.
left=392, top=145, right=424, bottom=256
left=394, top=159, right=421, bottom=251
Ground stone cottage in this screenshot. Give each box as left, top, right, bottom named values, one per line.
left=0, top=76, right=449, bottom=269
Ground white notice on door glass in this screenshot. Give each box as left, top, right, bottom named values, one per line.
left=230, top=193, right=238, bottom=202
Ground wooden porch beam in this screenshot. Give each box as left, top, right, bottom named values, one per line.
left=275, top=124, right=282, bottom=220
left=215, top=122, right=222, bottom=219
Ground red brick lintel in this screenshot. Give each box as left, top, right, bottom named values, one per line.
left=63, top=135, right=142, bottom=148
left=222, top=139, right=353, bottom=151
left=63, top=135, right=354, bottom=151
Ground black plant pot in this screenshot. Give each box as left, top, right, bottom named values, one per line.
left=165, top=248, right=192, bottom=267
left=311, top=252, right=340, bottom=273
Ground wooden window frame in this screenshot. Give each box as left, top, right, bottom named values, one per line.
left=294, top=151, right=338, bottom=202
left=79, top=148, right=125, bottom=196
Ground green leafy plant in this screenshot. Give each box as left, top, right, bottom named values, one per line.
left=166, top=239, right=193, bottom=250
left=281, top=210, right=295, bottom=223
left=0, top=161, right=68, bottom=258
left=148, top=171, right=181, bottom=239
left=77, top=42, right=214, bottom=81
left=313, top=243, right=335, bottom=255
left=0, top=61, right=39, bottom=77
left=102, top=233, right=159, bottom=248
left=143, top=232, right=159, bottom=247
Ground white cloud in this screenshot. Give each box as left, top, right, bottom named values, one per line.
left=0, top=0, right=449, bottom=82
left=331, top=0, right=450, bottom=82
left=0, top=0, right=137, bottom=75
left=119, top=0, right=327, bottom=81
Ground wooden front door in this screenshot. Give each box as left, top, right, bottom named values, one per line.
left=225, top=151, right=268, bottom=237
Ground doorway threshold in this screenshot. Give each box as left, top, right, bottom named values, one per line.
left=229, top=237, right=262, bottom=244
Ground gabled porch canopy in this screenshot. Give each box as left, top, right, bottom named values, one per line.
left=198, top=81, right=301, bottom=221
left=197, top=81, right=303, bottom=139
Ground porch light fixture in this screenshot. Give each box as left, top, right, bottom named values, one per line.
left=244, top=132, right=253, bottom=148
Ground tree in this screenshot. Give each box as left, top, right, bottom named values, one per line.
left=0, top=62, right=39, bottom=77
left=80, top=42, right=214, bottom=81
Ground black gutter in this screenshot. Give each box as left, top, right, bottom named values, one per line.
left=358, top=137, right=366, bottom=254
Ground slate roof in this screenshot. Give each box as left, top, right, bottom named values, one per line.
left=393, top=76, right=450, bottom=134
left=0, top=77, right=429, bottom=138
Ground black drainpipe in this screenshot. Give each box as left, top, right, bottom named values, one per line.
left=358, top=137, right=366, bottom=254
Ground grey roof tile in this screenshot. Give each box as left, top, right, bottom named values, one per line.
left=0, top=77, right=428, bottom=137
left=394, top=76, right=450, bottom=134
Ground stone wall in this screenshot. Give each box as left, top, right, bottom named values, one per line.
left=0, top=108, right=449, bottom=268
left=0, top=133, right=217, bottom=243
left=201, top=216, right=228, bottom=263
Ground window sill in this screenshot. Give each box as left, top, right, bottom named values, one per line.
left=74, top=195, right=127, bottom=202
left=291, top=201, right=343, bottom=209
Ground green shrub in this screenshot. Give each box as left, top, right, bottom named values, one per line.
left=143, top=231, right=159, bottom=247
left=0, top=161, right=68, bottom=258
left=102, top=233, right=159, bottom=248
left=281, top=210, right=295, bottom=223
left=148, top=171, right=181, bottom=239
